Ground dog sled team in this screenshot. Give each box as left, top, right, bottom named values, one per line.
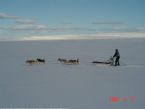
left=26, top=58, right=79, bottom=65
left=57, top=58, right=79, bottom=64
left=26, top=58, right=45, bottom=65
left=26, top=49, right=120, bottom=66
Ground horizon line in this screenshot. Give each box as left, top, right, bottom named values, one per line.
left=1, top=32, right=145, bottom=42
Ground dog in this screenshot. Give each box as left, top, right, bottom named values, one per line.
left=26, top=59, right=37, bottom=65
left=37, top=58, right=45, bottom=64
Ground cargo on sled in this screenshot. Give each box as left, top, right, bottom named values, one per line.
left=92, top=56, right=114, bottom=66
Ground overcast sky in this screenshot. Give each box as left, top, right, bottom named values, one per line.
left=0, top=0, right=145, bottom=40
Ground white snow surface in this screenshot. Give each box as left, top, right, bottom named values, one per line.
left=0, top=38, right=145, bottom=109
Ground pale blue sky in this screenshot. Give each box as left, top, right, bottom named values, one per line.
left=0, top=0, right=145, bottom=40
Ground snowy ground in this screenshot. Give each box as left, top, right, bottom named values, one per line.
left=0, top=38, right=145, bottom=109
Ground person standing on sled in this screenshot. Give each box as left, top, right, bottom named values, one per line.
left=113, top=49, right=120, bottom=66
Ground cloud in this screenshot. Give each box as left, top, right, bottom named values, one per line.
left=0, top=13, right=7, bottom=19
left=0, top=12, right=35, bottom=25
left=1, top=31, right=145, bottom=41
left=109, top=27, right=145, bottom=33
left=46, top=27, right=94, bottom=32
left=21, top=34, right=93, bottom=41
left=15, top=19, right=34, bottom=24
left=0, top=24, right=94, bottom=33
left=0, top=24, right=48, bottom=31
left=19, top=32, right=145, bottom=41
left=60, top=21, right=72, bottom=25
left=0, top=12, right=20, bottom=19
left=92, top=21, right=123, bottom=25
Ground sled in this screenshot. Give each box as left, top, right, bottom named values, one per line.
left=92, top=61, right=112, bottom=64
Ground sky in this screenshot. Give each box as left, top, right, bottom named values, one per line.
left=0, top=0, right=145, bottom=41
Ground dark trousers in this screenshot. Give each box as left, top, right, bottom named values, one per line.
left=115, top=57, right=120, bottom=66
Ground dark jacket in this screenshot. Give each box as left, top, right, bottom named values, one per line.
left=113, top=50, right=120, bottom=58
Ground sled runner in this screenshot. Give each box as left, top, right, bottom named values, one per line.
left=92, top=61, right=112, bottom=65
